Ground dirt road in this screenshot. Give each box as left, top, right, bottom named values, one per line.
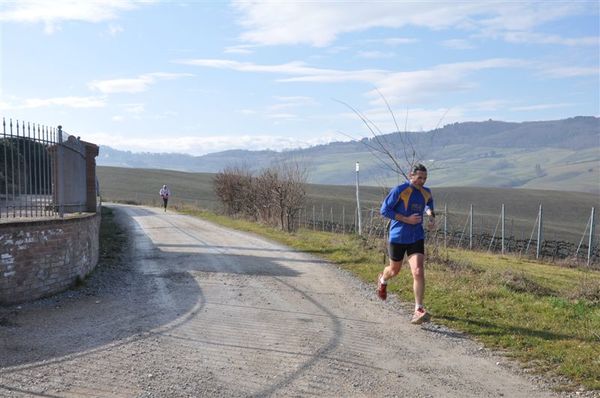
left=0, top=204, right=564, bottom=397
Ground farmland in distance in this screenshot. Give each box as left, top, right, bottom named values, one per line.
left=97, top=165, right=600, bottom=248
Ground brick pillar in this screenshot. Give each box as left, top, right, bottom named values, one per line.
left=83, top=142, right=99, bottom=212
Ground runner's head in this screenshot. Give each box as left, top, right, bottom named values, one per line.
left=409, top=163, right=427, bottom=188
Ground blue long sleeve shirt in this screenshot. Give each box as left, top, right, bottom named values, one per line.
left=380, top=182, right=434, bottom=244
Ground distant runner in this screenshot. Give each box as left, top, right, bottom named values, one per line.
left=377, top=163, right=435, bottom=325
left=159, top=184, right=171, bottom=212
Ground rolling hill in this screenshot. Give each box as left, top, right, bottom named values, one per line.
left=97, top=116, right=600, bottom=193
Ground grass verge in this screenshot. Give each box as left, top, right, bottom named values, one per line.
left=99, top=206, right=128, bottom=270
left=180, top=206, right=600, bottom=392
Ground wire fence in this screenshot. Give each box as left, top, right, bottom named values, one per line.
left=1, top=118, right=96, bottom=221
left=293, top=204, right=599, bottom=267
left=96, top=182, right=599, bottom=267
left=100, top=188, right=599, bottom=267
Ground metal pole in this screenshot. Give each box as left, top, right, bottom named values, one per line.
left=510, top=219, right=514, bottom=253
left=16, top=121, right=22, bottom=217
left=444, top=203, right=447, bottom=249
left=9, top=119, right=15, bottom=217
left=2, top=118, right=7, bottom=218
left=356, top=162, right=362, bottom=236
left=536, top=204, right=543, bottom=259
left=57, top=126, right=64, bottom=218
left=469, top=204, right=473, bottom=250
left=33, top=124, right=40, bottom=217
left=342, top=205, right=345, bottom=234
left=45, top=126, right=52, bottom=216
left=330, top=207, right=334, bottom=232
left=588, top=207, right=595, bottom=266
left=26, top=123, right=32, bottom=216
left=41, top=125, right=46, bottom=216
left=501, top=204, right=505, bottom=255
left=321, top=204, right=324, bottom=232
left=304, top=207, right=307, bottom=229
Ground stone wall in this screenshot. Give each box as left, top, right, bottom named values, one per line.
left=0, top=213, right=100, bottom=305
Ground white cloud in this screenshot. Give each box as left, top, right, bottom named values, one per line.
left=368, top=58, right=530, bottom=105
left=88, top=72, right=192, bottom=94
left=496, top=31, right=598, bottom=47
left=540, top=66, right=599, bottom=78
left=339, top=106, right=464, bottom=134
left=179, top=57, right=530, bottom=105
left=510, top=103, right=575, bottom=111
left=231, top=2, right=477, bottom=47
left=91, top=132, right=340, bottom=155
left=478, top=3, right=582, bottom=32
left=0, top=0, right=152, bottom=34
left=441, top=39, right=475, bottom=50
left=1, top=96, right=106, bottom=109
left=224, top=45, right=255, bottom=54
left=359, top=37, right=419, bottom=47
left=231, top=1, right=595, bottom=47
left=178, top=58, right=386, bottom=84
left=176, top=58, right=347, bottom=76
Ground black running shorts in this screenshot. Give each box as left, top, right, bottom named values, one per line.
left=388, top=239, right=425, bottom=261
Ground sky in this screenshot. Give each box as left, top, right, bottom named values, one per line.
left=0, top=0, right=598, bottom=156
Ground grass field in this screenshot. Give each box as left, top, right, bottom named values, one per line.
left=98, top=165, right=600, bottom=250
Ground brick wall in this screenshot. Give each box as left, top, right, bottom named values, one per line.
left=0, top=213, right=101, bottom=305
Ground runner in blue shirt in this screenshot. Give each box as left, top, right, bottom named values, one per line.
left=377, top=163, right=435, bottom=324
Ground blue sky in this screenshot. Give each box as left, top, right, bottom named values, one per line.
left=1, top=1, right=598, bottom=155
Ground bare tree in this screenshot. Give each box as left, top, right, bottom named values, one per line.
left=336, top=91, right=448, bottom=181
left=255, top=168, right=279, bottom=224
left=213, top=165, right=255, bottom=217
left=276, top=161, right=308, bottom=232
left=214, top=160, right=308, bottom=232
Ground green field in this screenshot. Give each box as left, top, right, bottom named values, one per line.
left=98, top=165, right=600, bottom=253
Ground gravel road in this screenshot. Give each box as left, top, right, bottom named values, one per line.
left=0, top=204, right=581, bottom=397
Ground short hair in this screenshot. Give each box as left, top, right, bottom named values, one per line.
left=411, top=163, right=427, bottom=174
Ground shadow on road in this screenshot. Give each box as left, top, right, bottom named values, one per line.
left=0, top=205, right=302, bottom=369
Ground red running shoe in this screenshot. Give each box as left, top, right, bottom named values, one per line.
left=411, top=307, right=431, bottom=325
left=376, top=273, right=387, bottom=300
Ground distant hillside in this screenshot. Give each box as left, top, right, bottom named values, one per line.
left=97, top=116, right=600, bottom=193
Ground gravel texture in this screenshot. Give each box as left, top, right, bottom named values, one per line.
left=0, top=204, right=597, bottom=397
